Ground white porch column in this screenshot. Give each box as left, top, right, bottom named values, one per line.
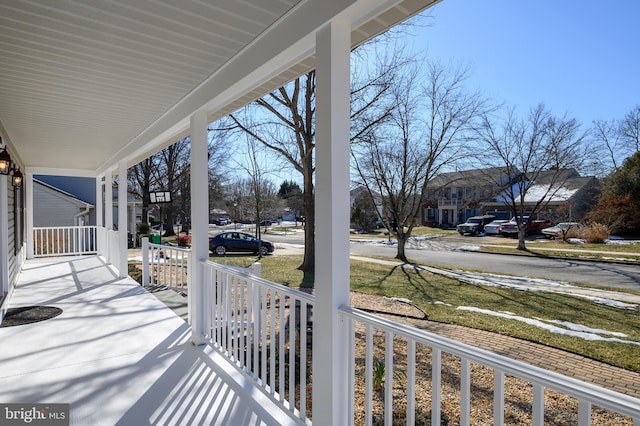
left=117, top=160, right=128, bottom=278
left=25, top=172, right=34, bottom=259
left=313, top=18, right=351, bottom=426
left=105, top=169, right=113, bottom=230
left=0, top=175, right=8, bottom=293
left=96, top=175, right=103, bottom=228
left=189, top=110, right=209, bottom=345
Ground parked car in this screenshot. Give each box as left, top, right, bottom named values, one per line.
left=541, top=222, right=582, bottom=239
left=484, top=219, right=510, bottom=235
left=456, top=215, right=497, bottom=235
left=211, top=218, right=230, bottom=226
left=500, top=216, right=552, bottom=237
left=209, top=231, right=274, bottom=256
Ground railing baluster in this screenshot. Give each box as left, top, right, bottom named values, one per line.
left=261, top=288, right=268, bottom=388
left=347, top=316, right=355, bottom=424
left=245, top=280, right=252, bottom=373
left=460, top=357, right=471, bottom=426
left=231, top=275, right=237, bottom=361
left=407, top=339, right=416, bottom=426
left=216, top=268, right=223, bottom=345
left=532, top=383, right=544, bottom=426
left=385, top=330, right=393, bottom=425
left=432, top=347, right=441, bottom=426
left=239, top=277, right=246, bottom=370
left=269, top=289, right=276, bottom=396
left=578, top=399, right=591, bottom=425
left=253, top=284, right=260, bottom=379
left=365, top=323, right=373, bottom=426
left=300, top=299, right=307, bottom=420
left=226, top=271, right=233, bottom=356
left=493, top=368, right=504, bottom=426
left=289, top=296, right=296, bottom=413
left=279, top=292, right=286, bottom=402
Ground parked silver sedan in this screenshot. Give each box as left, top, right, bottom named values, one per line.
left=484, top=220, right=509, bottom=235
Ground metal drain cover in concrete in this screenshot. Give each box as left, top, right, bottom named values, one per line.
left=1, top=306, right=63, bottom=327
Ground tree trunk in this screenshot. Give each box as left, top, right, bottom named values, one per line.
left=517, top=226, right=527, bottom=251
left=395, top=233, right=408, bottom=262
left=164, top=208, right=176, bottom=237
left=298, top=162, right=315, bottom=288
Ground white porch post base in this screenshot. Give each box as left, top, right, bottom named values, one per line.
left=312, top=17, right=351, bottom=426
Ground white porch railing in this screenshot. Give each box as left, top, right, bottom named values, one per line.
left=33, top=226, right=97, bottom=257
left=141, top=238, right=191, bottom=293
left=200, top=261, right=314, bottom=425
left=340, top=306, right=640, bottom=426
left=133, top=247, right=640, bottom=425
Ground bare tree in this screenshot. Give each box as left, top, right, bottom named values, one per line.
left=590, top=105, right=640, bottom=175
left=591, top=119, right=623, bottom=173
left=352, top=60, right=488, bottom=261
left=230, top=32, right=421, bottom=283
left=477, top=104, right=588, bottom=250
left=234, top=135, right=283, bottom=257
left=156, top=138, right=190, bottom=237
left=619, top=105, right=640, bottom=153
left=229, top=73, right=315, bottom=284
left=128, top=154, right=161, bottom=225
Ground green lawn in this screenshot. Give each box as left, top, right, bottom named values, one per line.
left=213, top=253, right=640, bottom=372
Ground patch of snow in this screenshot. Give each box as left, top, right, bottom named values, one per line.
left=433, top=301, right=452, bottom=306
left=578, top=296, right=637, bottom=310
left=606, top=238, right=640, bottom=245
left=457, top=307, right=640, bottom=345
left=542, top=320, right=628, bottom=337
left=458, top=245, right=481, bottom=252
left=567, top=238, right=585, bottom=244
left=389, top=297, right=413, bottom=304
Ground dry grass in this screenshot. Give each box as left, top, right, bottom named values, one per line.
left=347, top=293, right=634, bottom=426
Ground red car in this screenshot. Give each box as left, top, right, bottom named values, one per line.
left=500, top=217, right=552, bottom=237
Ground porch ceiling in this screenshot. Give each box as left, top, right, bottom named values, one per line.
left=0, top=0, right=439, bottom=175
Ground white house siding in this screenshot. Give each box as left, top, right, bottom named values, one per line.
left=33, top=182, right=90, bottom=227
left=2, top=176, right=24, bottom=312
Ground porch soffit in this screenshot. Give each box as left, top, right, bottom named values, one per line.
left=0, top=0, right=440, bottom=175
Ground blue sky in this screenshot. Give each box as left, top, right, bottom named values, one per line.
left=407, top=0, right=640, bottom=126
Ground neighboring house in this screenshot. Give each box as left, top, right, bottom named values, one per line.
left=33, top=179, right=94, bottom=227
left=422, top=167, right=518, bottom=227
left=34, top=176, right=142, bottom=234
left=482, top=169, right=600, bottom=222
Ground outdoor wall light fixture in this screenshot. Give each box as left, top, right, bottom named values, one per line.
left=0, top=136, right=11, bottom=175
left=12, top=166, right=23, bottom=187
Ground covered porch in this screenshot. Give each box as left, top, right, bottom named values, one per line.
left=1, top=0, right=639, bottom=424
left=0, top=255, right=298, bottom=425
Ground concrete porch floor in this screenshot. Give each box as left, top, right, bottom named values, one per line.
left=0, top=256, right=299, bottom=426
